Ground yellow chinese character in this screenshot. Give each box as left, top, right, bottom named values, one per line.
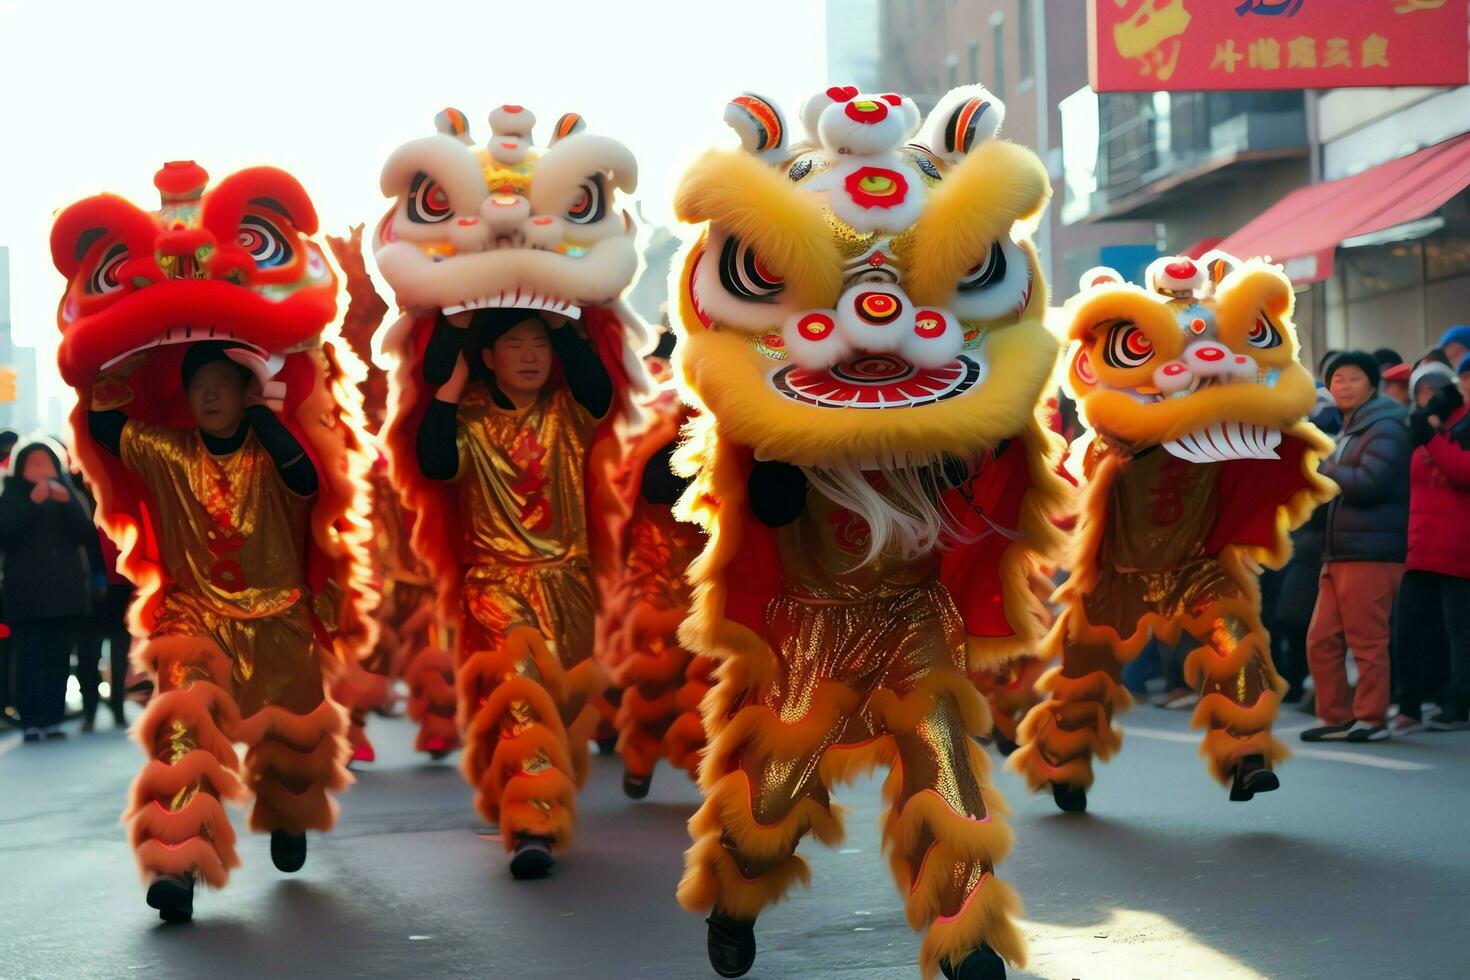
left=1249, top=37, right=1282, bottom=70
left=1287, top=35, right=1317, bottom=68
left=1394, top=0, right=1446, bottom=13
left=1361, top=33, right=1390, bottom=67
left=1323, top=36, right=1352, bottom=67
left=1212, top=39, right=1245, bottom=73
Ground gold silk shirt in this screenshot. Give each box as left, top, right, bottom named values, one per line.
left=121, top=420, right=313, bottom=620
left=1102, top=449, right=1220, bottom=572
left=1084, top=448, right=1238, bottom=636
left=776, top=484, right=940, bottom=601
left=455, top=386, right=596, bottom=567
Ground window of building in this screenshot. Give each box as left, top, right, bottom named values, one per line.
left=1018, top=0, right=1033, bottom=82
left=992, top=20, right=1006, bottom=100
left=969, top=42, right=980, bottom=83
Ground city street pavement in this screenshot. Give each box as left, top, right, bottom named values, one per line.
left=2, top=704, right=1467, bottom=980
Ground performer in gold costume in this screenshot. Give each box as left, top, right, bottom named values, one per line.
left=373, top=105, right=649, bottom=876
left=53, top=161, right=370, bottom=924
left=1012, top=253, right=1336, bottom=811
left=601, top=331, right=715, bottom=799
left=670, top=86, right=1069, bottom=980
left=416, top=310, right=612, bottom=879
left=90, top=345, right=352, bottom=919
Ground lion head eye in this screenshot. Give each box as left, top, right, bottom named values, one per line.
left=566, top=177, right=607, bottom=225
left=236, top=216, right=294, bottom=269
left=719, top=234, right=784, bottom=303
left=1103, top=321, right=1154, bottom=369
left=87, top=242, right=128, bottom=295
left=1246, top=315, right=1283, bottom=350
left=407, top=172, right=452, bottom=224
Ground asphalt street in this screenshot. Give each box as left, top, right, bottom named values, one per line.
left=2, top=703, right=1467, bottom=980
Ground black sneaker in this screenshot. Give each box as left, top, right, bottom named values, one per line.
left=942, top=943, right=1007, bottom=980
left=1344, top=721, right=1389, bottom=743
left=1229, top=754, right=1279, bottom=801
left=1051, top=782, right=1087, bottom=813
left=622, top=771, right=653, bottom=800
left=992, top=730, right=1019, bottom=757
left=706, top=912, right=756, bottom=978
left=270, top=831, right=307, bottom=873
left=595, top=736, right=619, bottom=755
left=509, top=834, right=555, bottom=880
left=1426, top=716, right=1470, bottom=732
left=44, top=729, right=67, bottom=741
left=146, top=872, right=195, bottom=924
left=22, top=729, right=41, bottom=743
left=1299, top=722, right=1354, bottom=742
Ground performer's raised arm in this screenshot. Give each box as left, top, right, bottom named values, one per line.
left=747, top=459, right=807, bottom=527
left=640, top=441, right=690, bottom=505
left=547, top=318, right=613, bottom=420
left=244, top=404, right=318, bottom=497
left=417, top=352, right=467, bottom=482
left=88, top=406, right=128, bottom=457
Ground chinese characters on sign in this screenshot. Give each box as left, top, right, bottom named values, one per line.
left=1091, top=0, right=1468, bottom=92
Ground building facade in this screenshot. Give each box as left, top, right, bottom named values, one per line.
left=854, top=3, right=1470, bottom=369
left=0, top=247, right=41, bottom=440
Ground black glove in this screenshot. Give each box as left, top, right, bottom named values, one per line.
left=1409, top=410, right=1434, bottom=448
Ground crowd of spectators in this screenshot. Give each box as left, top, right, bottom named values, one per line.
left=0, top=429, right=134, bottom=743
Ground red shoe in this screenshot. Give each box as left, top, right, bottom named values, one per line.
left=351, top=742, right=377, bottom=764
left=423, top=735, right=455, bottom=760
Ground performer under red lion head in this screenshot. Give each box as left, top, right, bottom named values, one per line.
left=51, top=162, right=376, bottom=917
left=53, top=160, right=375, bottom=657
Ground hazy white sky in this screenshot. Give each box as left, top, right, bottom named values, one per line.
left=0, top=0, right=831, bottom=412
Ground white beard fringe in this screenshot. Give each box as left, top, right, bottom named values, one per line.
left=800, top=453, right=970, bottom=565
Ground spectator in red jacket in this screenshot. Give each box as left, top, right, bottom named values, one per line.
left=1393, top=363, right=1470, bottom=732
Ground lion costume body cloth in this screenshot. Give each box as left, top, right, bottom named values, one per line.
left=52, top=162, right=375, bottom=890
left=671, top=86, right=1068, bottom=976
left=604, top=390, right=714, bottom=783
left=1012, top=254, right=1337, bottom=802
left=374, top=106, right=649, bottom=852
left=324, top=229, right=449, bottom=761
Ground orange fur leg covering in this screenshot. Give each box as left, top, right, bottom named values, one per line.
left=612, top=638, right=708, bottom=780
left=1184, top=613, right=1290, bottom=785
left=681, top=667, right=1025, bottom=976
left=1011, top=644, right=1133, bottom=794
left=331, top=655, right=391, bottom=758
left=235, top=698, right=353, bottom=836
left=124, top=635, right=245, bottom=889
left=459, top=626, right=579, bottom=851
left=881, top=687, right=1026, bottom=977
left=404, top=644, right=460, bottom=753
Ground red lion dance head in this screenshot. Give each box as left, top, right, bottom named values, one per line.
left=52, top=161, right=376, bottom=646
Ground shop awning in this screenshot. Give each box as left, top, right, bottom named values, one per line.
left=1217, top=132, right=1470, bottom=284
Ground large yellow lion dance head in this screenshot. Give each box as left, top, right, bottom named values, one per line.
left=673, top=84, right=1058, bottom=470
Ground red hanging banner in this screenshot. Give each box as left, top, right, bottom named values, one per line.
left=1090, top=0, right=1469, bottom=92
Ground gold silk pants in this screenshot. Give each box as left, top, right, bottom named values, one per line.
left=679, top=580, right=1027, bottom=977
